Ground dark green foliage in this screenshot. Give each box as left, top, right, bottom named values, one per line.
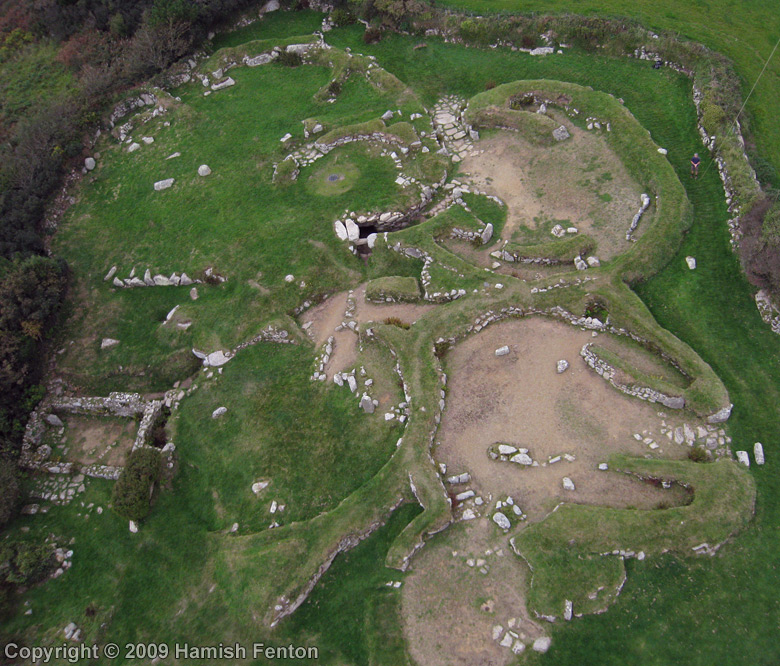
left=0, top=256, right=66, bottom=447
left=331, top=7, right=357, bottom=26
left=0, top=540, right=52, bottom=585
left=0, top=458, right=19, bottom=526
left=111, top=448, right=162, bottom=521
left=277, top=49, right=303, bottom=67
left=688, top=447, right=709, bottom=463
left=363, top=26, right=382, bottom=44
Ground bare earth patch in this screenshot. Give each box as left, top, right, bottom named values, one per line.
left=402, top=318, right=699, bottom=664
left=461, top=119, right=646, bottom=259
left=57, top=416, right=136, bottom=466
left=300, top=284, right=435, bottom=379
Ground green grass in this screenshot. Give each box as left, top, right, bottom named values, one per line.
left=514, top=456, right=755, bottom=618
left=211, top=10, right=326, bottom=51
left=0, top=42, right=73, bottom=126
left=365, top=275, right=421, bottom=302
left=280, top=503, right=420, bottom=665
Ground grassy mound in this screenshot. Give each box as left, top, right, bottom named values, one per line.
left=366, top=276, right=422, bottom=302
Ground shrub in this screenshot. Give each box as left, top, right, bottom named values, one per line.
left=0, top=459, right=19, bottom=527
left=327, top=79, right=342, bottom=97
left=584, top=296, right=608, bottom=321
left=363, top=27, right=381, bottom=44
left=688, top=447, right=709, bottom=463
left=111, top=448, right=162, bottom=521
left=383, top=317, right=410, bottom=329
left=277, top=49, right=302, bottom=67
left=484, top=80, right=496, bottom=91
left=331, top=8, right=356, bottom=27
left=0, top=541, right=52, bottom=585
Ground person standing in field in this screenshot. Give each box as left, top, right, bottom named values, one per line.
left=691, top=152, right=701, bottom=178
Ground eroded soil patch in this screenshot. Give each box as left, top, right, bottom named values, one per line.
left=461, top=121, right=645, bottom=260
left=300, top=284, right=435, bottom=379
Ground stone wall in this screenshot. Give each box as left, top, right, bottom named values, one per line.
left=579, top=343, right=685, bottom=409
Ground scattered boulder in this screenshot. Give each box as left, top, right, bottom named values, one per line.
left=510, top=452, right=532, bottom=465
left=552, top=125, right=570, bottom=141
left=492, top=512, right=511, bottom=530
left=252, top=480, right=269, bottom=494
left=101, top=338, right=120, bottom=349
left=205, top=350, right=231, bottom=367
left=128, top=142, right=140, bottom=153
left=480, top=223, right=493, bottom=244
left=154, top=178, right=175, bottom=191
left=495, top=345, right=510, bottom=357
left=564, top=599, right=573, bottom=621
left=686, top=256, right=697, bottom=270
left=212, top=406, right=228, bottom=419
left=556, top=359, right=569, bottom=374
left=45, top=414, right=64, bottom=427
left=586, top=256, right=601, bottom=267
left=532, top=637, right=551, bottom=653
left=574, top=256, right=588, bottom=271
left=190, top=287, right=199, bottom=300
left=85, top=157, right=96, bottom=171
left=598, top=462, right=609, bottom=471
left=530, top=47, right=554, bottom=56
left=381, top=110, right=394, bottom=121
left=129, top=520, right=139, bottom=533
left=198, top=164, right=212, bottom=176
left=754, top=442, right=765, bottom=465
left=104, top=266, right=117, bottom=281
left=360, top=394, right=375, bottom=414
left=562, top=477, right=575, bottom=491
left=211, top=77, right=235, bottom=91
left=345, top=219, right=360, bottom=242
left=736, top=450, right=749, bottom=467
left=334, top=220, right=348, bottom=241
left=498, top=444, right=517, bottom=455
left=658, top=147, right=668, bottom=155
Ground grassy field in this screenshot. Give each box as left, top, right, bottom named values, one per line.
left=7, top=10, right=779, bottom=666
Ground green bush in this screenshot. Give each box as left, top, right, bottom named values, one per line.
left=331, top=8, right=356, bottom=27
left=0, top=541, right=52, bottom=585
left=111, top=448, right=162, bottom=522
left=277, top=50, right=302, bottom=67
left=0, top=459, right=19, bottom=526
left=688, top=447, right=709, bottom=463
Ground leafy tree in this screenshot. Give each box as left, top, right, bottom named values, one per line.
left=112, top=448, right=163, bottom=521
left=0, top=458, right=19, bottom=527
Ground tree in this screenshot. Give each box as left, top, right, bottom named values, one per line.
left=112, top=448, right=162, bottom=521
left=0, top=458, right=19, bottom=527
